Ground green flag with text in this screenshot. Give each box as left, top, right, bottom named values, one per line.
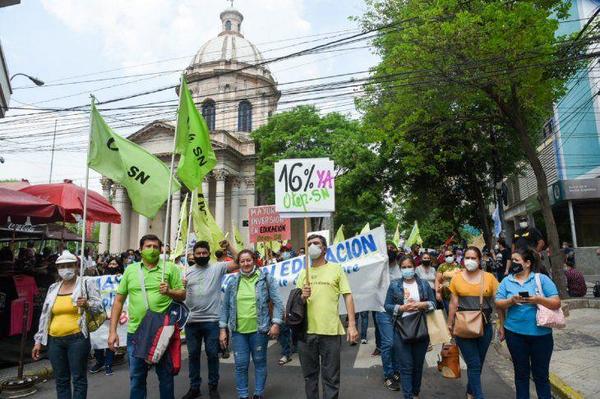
left=175, top=78, right=217, bottom=190
left=88, top=103, right=180, bottom=218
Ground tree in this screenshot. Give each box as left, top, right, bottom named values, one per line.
left=361, top=0, right=593, bottom=295
left=253, top=105, right=387, bottom=234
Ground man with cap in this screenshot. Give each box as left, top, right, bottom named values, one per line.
left=512, top=216, right=545, bottom=253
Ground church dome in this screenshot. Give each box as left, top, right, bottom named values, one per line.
left=190, top=8, right=265, bottom=67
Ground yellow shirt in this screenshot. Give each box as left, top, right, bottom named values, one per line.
left=49, top=294, right=81, bottom=337
left=296, top=263, right=351, bottom=336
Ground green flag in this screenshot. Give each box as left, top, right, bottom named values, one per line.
left=170, top=194, right=189, bottom=261
left=406, top=220, right=423, bottom=247
left=191, top=187, right=225, bottom=260
left=333, top=225, right=345, bottom=244
left=233, top=224, right=245, bottom=251
left=88, top=103, right=180, bottom=218
left=175, top=78, right=217, bottom=191
left=393, top=223, right=401, bottom=247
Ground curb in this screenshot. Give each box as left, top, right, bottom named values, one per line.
left=549, top=373, right=584, bottom=399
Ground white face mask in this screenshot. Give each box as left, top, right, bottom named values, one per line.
left=58, top=268, right=76, bottom=281
left=519, top=221, right=528, bottom=229
left=308, top=244, right=323, bottom=260
left=445, top=256, right=454, bottom=264
left=240, top=265, right=257, bottom=277
left=464, top=259, right=479, bottom=271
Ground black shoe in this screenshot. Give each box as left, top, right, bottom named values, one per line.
left=181, top=388, right=201, bottom=399
left=89, top=363, right=104, bottom=374
left=208, top=385, right=220, bottom=398
left=252, top=396, right=264, bottom=399
left=384, top=378, right=400, bottom=391
left=392, top=372, right=401, bottom=382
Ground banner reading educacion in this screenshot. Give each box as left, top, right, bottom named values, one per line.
left=89, top=274, right=129, bottom=350
left=224, top=226, right=389, bottom=313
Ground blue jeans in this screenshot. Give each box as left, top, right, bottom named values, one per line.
left=375, top=311, right=399, bottom=378
left=48, top=333, right=90, bottom=399
left=394, top=332, right=429, bottom=399
left=358, top=311, right=369, bottom=340
left=185, top=321, right=220, bottom=389
left=278, top=324, right=293, bottom=357
left=455, top=324, right=493, bottom=399
left=127, top=333, right=174, bottom=399
left=94, top=349, right=114, bottom=368
left=232, top=332, right=269, bottom=398
left=505, top=329, right=553, bottom=399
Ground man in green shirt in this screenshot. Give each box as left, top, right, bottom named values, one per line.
left=297, top=234, right=359, bottom=399
left=108, top=234, right=185, bottom=399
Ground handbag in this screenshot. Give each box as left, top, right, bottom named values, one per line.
left=394, top=311, right=429, bottom=343
left=534, top=273, right=566, bottom=329
left=83, top=278, right=107, bottom=333
left=437, top=343, right=461, bottom=379
left=452, top=272, right=486, bottom=339
left=426, top=309, right=452, bottom=345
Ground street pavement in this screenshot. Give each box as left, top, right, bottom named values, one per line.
left=31, top=328, right=514, bottom=399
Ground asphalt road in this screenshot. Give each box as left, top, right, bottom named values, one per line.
left=32, top=329, right=514, bottom=399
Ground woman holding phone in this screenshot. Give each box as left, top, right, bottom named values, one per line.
left=496, top=247, right=560, bottom=399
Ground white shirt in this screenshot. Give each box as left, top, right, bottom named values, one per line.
left=402, top=280, right=421, bottom=318
left=416, top=265, right=436, bottom=289
left=389, top=264, right=402, bottom=280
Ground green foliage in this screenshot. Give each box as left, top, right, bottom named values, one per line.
left=253, top=106, right=387, bottom=234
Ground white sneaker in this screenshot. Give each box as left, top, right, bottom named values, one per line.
left=361, top=339, right=368, bottom=344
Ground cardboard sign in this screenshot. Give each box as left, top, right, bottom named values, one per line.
left=274, top=158, right=335, bottom=218
left=248, top=205, right=291, bottom=243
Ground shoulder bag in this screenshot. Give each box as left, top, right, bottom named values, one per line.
left=534, top=273, right=566, bottom=329
left=393, top=281, right=429, bottom=343
left=452, top=272, right=486, bottom=339
left=83, top=278, right=107, bottom=333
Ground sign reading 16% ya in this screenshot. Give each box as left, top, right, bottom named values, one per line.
left=274, top=158, right=335, bottom=217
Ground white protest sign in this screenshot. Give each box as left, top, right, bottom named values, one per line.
left=222, top=226, right=389, bottom=313
left=89, top=275, right=128, bottom=350
left=274, top=158, right=335, bottom=218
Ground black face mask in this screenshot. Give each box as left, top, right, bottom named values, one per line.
left=510, top=262, right=524, bottom=275
left=194, top=256, right=210, bottom=266
left=188, top=259, right=195, bottom=266
left=388, top=250, right=397, bottom=263
left=422, top=260, right=432, bottom=266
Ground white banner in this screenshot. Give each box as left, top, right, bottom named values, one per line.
left=89, top=275, right=129, bottom=350
left=222, top=226, right=390, bottom=313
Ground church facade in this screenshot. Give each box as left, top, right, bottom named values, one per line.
left=99, top=6, right=280, bottom=253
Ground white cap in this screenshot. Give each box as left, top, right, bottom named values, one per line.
left=56, top=250, right=78, bottom=265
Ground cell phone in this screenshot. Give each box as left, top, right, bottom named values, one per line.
left=518, top=291, right=530, bottom=298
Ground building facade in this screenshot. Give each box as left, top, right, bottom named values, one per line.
left=99, top=6, right=280, bottom=253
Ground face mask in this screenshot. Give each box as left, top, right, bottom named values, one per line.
left=422, top=260, right=432, bottom=267
left=194, top=256, right=210, bottom=266
left=387, top=250, right=397, bottom=263
left=141, top=248, right=160, bottom=264
left=494, top=245, right=499, bottom=251
left=519, top=222, right=528, bottom=229
left=464, top=259, right=479, bottom=271
left=59, top=268, right=76, bottom=281
left=401, top=267, right=415, bottom=279
left=282, top=252, right=291, bottom=260
left=240, top=265, right=257, bottom=277
left=445, top=256, right=454, bottom=264
left=308, top=244, right=322, bottom=260
left=509, top=262, right=524, bottom=275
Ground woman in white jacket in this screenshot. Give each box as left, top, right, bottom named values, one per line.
left=32, top=250, right=102, bottom=399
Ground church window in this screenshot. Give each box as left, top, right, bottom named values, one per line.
left=225, top=20, right=232, bottom=31
left=238, top=100, right=252, bottom=132
left=201, top=100, right=216, bottom=131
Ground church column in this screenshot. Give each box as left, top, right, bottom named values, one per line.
left=244, top=176, right=256, bottom=211
left=214, top=169, right=228, bottom=232
left=99, top=178, right=111, bottom=253
left=202, top=177, right=210, bottom=200
left=230, top=177, right=240, bottom=232
left=138, top=215, right=149, bottom=240
left=170, top=192, right=181, bottom=248
left=109, top=184, right=124, bottom=254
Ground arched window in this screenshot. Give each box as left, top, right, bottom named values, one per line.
left=201, top=100, right=216, bottom=131
left=238, top=100, right=252, bottom=132
left=225, top=20, right=232, bottom=31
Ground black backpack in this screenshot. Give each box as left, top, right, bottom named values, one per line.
left=285, top=288, right=307, bottom=343
left=593, top=281, right=600, bottom=298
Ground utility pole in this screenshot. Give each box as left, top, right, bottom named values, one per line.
left=49, top=120, right=57, bottom=183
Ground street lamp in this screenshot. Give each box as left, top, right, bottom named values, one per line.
left=9, top=73, right=44, bottom=86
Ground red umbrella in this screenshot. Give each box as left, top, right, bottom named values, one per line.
left=0, top=187, right=66, bottom=224
left=20, top=180, right=121, bottom=224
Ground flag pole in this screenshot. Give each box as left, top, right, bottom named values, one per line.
left=184, top=189, right=194, bottom=271
left=161, top=78, right=183, bottom=281
left=80, top=96, right=94, bottom=280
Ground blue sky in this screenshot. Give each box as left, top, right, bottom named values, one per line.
left=0, top=0, right=378, bottom=190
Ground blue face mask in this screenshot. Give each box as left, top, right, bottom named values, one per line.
left=401, top=267, right=415, bottom=279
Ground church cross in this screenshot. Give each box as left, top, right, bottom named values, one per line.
left=228, top=0, right=234, bottom=7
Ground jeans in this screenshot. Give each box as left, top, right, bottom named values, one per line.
left=455, top=323, right=493, bottom=399
left=298, top=334, right=341, bottom=399
left=505, top=330, right=554, bottom=399
left=393, top=332, right=429, bottom=399
left=278, top=324, right=293, bottom=357
left=372, top=311, right=381, bottom=349
left=127, top=333, right=174, bottom=399
left=48, top=333, right=90, bottom=399
left=358, top=311, right=369, bottom=340
left=375, top=311, right=399, bottom=378
left=185, top=321, right=220, bottom=390
left=231, top=331, right=269, bottom=398
left=94, top=349, right=114, bottom=368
